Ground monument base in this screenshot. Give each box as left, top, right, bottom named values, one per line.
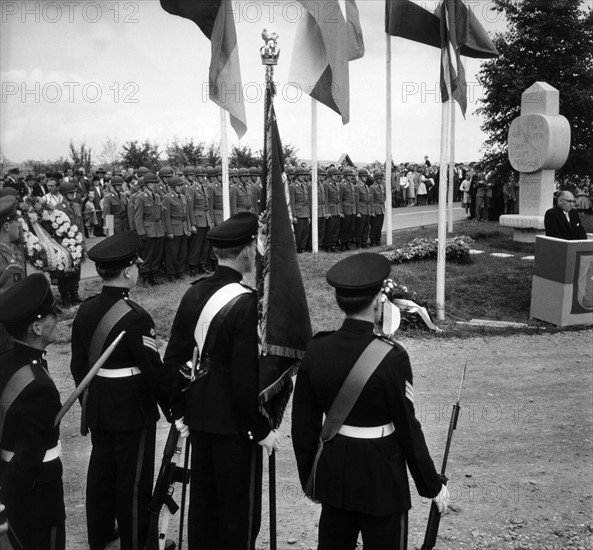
left=499, top=214, right=545, bottom=243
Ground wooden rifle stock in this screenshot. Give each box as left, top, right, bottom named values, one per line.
left=421, top=363, right=467, bottom=550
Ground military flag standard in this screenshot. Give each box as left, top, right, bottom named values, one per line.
left=289, top=0, right=365, bottom=124
left=160, top=0, right=247, bottom=138
left=256, top=86, right=312, bottom=428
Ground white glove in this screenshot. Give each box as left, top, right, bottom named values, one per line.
left=175, top=418, right=190, bottom=439
left=433, top=484, right=450, bottom=514
left=258, top=430, right=280, bottom=456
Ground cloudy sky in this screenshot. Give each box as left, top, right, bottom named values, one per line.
left=1, top=0, right=507, bottom=167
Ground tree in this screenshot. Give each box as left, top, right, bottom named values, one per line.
left=477, top=0, right=593, bottom=178
left=69, top=141, right=93, bottom=173
left=97, top=137, right=121, bottom=172
left=204, top=141, right=221, bottom=167
left=120, top=140, right=161, bottom=171
left=165, top=138, right=206, bottom=168
left=282, top=144, right=300, bottom=167
left=229, top=144, right=261, bottom=168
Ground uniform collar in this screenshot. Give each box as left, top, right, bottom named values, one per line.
left=213, top=265, right=243, bottom=282
left=101, top=286, right=130, bottom=299
left=13, top=340, right=47, bottom=366
left=341, top=318, right=375, bottom=335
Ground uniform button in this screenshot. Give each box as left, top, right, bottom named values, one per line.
left=248, top=431, right=253, bottom=440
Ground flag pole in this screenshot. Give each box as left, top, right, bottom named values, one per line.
left=385, top=33, right=393, bottom=246
left=436, top=99, right=451, bottom=321
left=311, top=98, right=319, bottom=254
left=220, top=108, right=230, bottom=221
left=447, top=99, right=456, bottom=233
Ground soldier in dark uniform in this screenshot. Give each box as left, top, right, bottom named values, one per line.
left=338, top=168, right=357, bottom=250
left=187, top=167, right=213, bottom=276
left=249, top=166, right=263, bottom=214
left=162, top=177, right=191, bottom=280
left=230, top=168, right=253, bottom=216
left=102, top=176, right=129, bottom=234
left=156, top=166, right=172, bottom=197
left=164, top=212, right=279, bottom=550
left=70, top=231, right=174, bottom=550
left=354, top=169, right=373, bottom=248
left=207, top=166, right=224, bottom=227
left=0, top=274, right=65, bottom=550
left=133, top=173, right=165, bottom=286
left=323, top=167, right=342, bottom=252
left=369, top=171, right=386, bottom=246
left=292, top=253, right=449, bottom=550
left=289, top=167, right=311, bottom=253
left=0, top=196, right=27, bottom=353
left=56, top=181, right=84, bottom=306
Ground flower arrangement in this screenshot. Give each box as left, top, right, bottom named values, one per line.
left=19, top=196, right=85, bottom=272
left=381, top=235, right=474, bottom=264
left=380, top=277, right=438, bottom=332
left=19, top=217, right=45, bottom=270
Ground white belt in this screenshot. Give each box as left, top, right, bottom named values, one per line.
left=96, top=367, right=141, bottom=378
left=338, top=423, right=395, bottom=439
left=1, top=441, right=61, bottom=463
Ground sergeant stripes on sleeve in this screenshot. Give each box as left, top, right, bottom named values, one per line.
left=405, top=380, right=415, bottom=405
left=142, top=335, right=158, bottom=353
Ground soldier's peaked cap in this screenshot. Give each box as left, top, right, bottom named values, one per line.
left=0, top=273, right=61, bottom=325
left=0, top=187, right=20, bottom=198
left=0, top=196, right=19, bottom=225
left=89, top=231, right=142, bottom=270
left=207, top=212, right=258, bottom=249
left=326, top=253, right=391, bottom=297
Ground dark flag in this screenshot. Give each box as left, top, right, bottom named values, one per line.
left=160, top=0, right=247, bottom=138
left=256, top=87, right=312, bottom=428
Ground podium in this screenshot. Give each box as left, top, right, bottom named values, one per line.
left=530, top=235, right=593, bottom=326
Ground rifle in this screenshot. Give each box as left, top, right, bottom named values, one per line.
left=421, top=362, right=467, bottom=550
left=145, top=424, right=189, bottom=550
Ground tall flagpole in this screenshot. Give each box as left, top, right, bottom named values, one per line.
left=311, top=98, right=319, bottom=254
left=220, top=108, right=230, bottom=220
left=447, top=99, right=456, bottom=233
left=385, top=33, right=393, bottom=246
left=436, top=99, right=451, bottom=321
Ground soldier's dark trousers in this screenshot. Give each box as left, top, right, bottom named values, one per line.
left=354, top=215, right=370, bottom=246
left=323, top=215, right=340, bottom=249
left=339, top=215, right=355, bottom=246
left=188, top=430, right=263, bottom=550
left=369, top=214, right=384, bottom=245
left=56, top=267, right=81, bottom=301
left=139, top=237, right=164, bottom=277
left=165, top=235, right=188, bottom=275
left=188, top=227, right=209, bottom=268
left=294, top=218, right=309, bottom=252
left=87, top=425, right=156, bottom=550
left=317, top=505, right=408, bottom=550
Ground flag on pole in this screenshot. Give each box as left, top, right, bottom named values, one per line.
left=256, top=86, right=312, bottom=428
left=160, top=0, right=248, bottom=138
left=289, top=0, right=365, bottom=124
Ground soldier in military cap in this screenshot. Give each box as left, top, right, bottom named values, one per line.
left=127, top=182, right=142, bottom=233
left=187, top=167, right=213, bottom=276
left=369, top=171, right=386, bottom=247
left=230, top=168, right=253, bottom=216
left=289, top=167, right=311, bottom=253
left=164, top=212, right=279, bottom=550
left=322, top=167, right=343, bottom=252
left=157, top=166, right=173, bottom=197
left=249, top=166, right=263, bottom=214
left=133, top=173, right=165, bottom=286
left=0, top=196, right=27, bottom=352
left=354, top=169, right=373, bottom=248
left=292, top=253, right=449, bottom=549
left=162, top=176, right=191, bottom=281
left=56, top=181, right=84, bottom=306
left=338, top=168, right=357, bottom=250
left=102, top=175, right=129, bottom=234
left=208, top=166, right=224, bottom=227
left=0, top=273, right=65, bottom=550
left=182, top=165, right=195, bottom=194
left=70, top=231, right=174, bottom=550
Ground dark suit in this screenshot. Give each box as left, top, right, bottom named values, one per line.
left=0, top=342, right=65, bottom=550
left=544, top=206, right=587, bottom=240
left=164, top=266, right=271, bottom=550
left=70, top=286, right=172, bottom=550
left=292, top=319, right=441, bottom=549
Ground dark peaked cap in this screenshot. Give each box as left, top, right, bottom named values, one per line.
left=0, top=196, right=19, bottom=225
left=89, top=231, right=142, bottom=270
left=0, top=273, right=61, bottom=325
left=207, top=212, right=258, bottom=249
left=327, top=253, right=391, bottom=297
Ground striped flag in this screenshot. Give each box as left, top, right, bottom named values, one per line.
left=160, top=0, right=247, bottom=138
left=256, top=86, right=312, bottom=428
left=290, top=0, right=365, bottom=124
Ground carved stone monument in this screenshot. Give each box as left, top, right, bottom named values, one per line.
left=500, top=82, right=571, bottom=242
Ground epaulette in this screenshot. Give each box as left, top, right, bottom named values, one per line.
left=127, top=300, right=145, bottom=314
left=190, top=274, right=211, bottom=285
left=312, top=330, right=334, bottom=340
left=375, top=334, right=396, bottom=346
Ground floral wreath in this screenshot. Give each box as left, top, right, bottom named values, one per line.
left=19, top=196, right=86, bottom=273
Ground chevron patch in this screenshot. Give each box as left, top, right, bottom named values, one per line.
left=142, top=336, right=158, bottom=353
left=405, top=380, right=415, bottom=404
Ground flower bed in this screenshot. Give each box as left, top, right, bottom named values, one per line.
left=381, top=235, right=474, bottom=264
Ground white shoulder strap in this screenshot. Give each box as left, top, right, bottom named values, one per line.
left=194, top=282, right=251, bottom=354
